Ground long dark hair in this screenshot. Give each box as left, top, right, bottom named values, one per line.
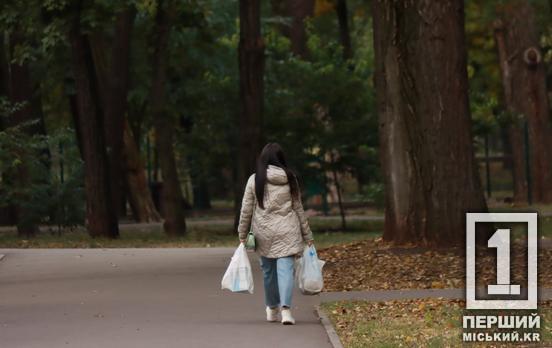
left=255, top=143, right=299, bottom=209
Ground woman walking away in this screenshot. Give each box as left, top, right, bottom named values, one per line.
left=237, top=143, right=314, bottom=325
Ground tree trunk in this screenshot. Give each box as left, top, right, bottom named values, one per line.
left=0, top=39, right=15, bottom=226
left=104, top=7, right=136, bottom=217
left=287, top=0, right=314, bottom=58
left=494, top=1, right=552, bottom=203
left=67, top=92, right=84, bottom=159
left=122, top=121, right=161, bottom=222
left=269, top=0, right=314, bottom=58
left=87, top=8, right=135, bottom=217
left=330, top=152, right=346, bottom=230
left=372, top=0, right=488, bottom=246
left=151, top=0, right=187, bottom=236
left=235, top=0, right=265, bottom=226
left=494, top=19, right=527, bottom=204
left=335, top=0, right=352, bottom=60
left=500, top=125, right=513, bottom=170
left=68, top=7, right=119, bottom=238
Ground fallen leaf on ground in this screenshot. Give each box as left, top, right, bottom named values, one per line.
left=318, top=239, right=552, bottom=291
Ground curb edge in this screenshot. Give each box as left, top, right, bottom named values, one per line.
left=314, top=305, right=344, bottom=348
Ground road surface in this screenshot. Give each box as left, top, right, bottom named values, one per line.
left=0, top=248, right=331, bottom=348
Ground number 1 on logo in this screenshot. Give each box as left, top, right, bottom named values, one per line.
left=487, top=229, right=520, bottom=295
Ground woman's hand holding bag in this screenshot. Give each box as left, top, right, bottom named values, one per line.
left=295, top=244, right=325, bottom=295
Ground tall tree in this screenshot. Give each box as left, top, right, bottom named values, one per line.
left=287, top=0, right=314, bottom=58
left=68, top=2, right=119, bottom=238
left=89, top=6, right=159, bottom=221
left=335, top=0, right=352, bottom=60
left=103, top=6, right=136, bottom=216
left=332, top=0, right=353, bottom=228
left=372, top=0, right=488, bottom=246
left=151, top=0, right=187, bottom=236
left=494, top=1, right=552, bottom=203
left=122, top=121, right=161, bottom=222
left=236, top=0, right=265, bottom=224
left=87, top=7, right=135, bottom=217
left=270, top=0, right=314, bottom=58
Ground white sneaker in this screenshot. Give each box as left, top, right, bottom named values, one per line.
left=266, top=307, right=279, bottom=322
left=281, top=308, right=295, bottom=325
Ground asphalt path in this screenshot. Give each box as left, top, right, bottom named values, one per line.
left=0, top=248, right=331, bottom=348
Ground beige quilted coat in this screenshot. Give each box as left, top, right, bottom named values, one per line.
left=237, top=165, right=314, bottom=258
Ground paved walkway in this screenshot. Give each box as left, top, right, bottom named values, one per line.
left=1, top=248, right=550, bottom=347
left=0, top=248, right=331, bottom=348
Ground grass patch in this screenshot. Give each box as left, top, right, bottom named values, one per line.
left=309, top=218, right=383, bottom=233
left=321, top=299, right=552, bottom=347
left=0, top=219, right=379, bottom=249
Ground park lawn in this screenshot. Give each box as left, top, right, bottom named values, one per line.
left=1, top=212, right=551, bottom=249
left=0, top=218, right=381, bottom=248
left=321, top=299, right=552, bottom=348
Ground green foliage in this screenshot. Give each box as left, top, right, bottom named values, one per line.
left=0, top=98, right=84, bottom=231
left=465, top=1, right=502, bottom=139
left=541, top=10, right=552, bottom=86
left=358, top=183, right=385, bottom=208
left=470, top=92, right=499, bottom=136
left=2, top=0, right=378, bottom=218
left=47, top=129, right=85, bottom=232
left=7, top=0, right=541, bottom=232
left=262, top=16, right=378, bottom=194
left=152, top=0, right=380, bottom=201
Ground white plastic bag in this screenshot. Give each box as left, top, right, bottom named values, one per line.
left=295, top=245, right=325, bottom=295
left=221, top=244, right=254, bottom=294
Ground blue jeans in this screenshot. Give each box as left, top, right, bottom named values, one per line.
left=260, top=256, right=294, bottom=308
